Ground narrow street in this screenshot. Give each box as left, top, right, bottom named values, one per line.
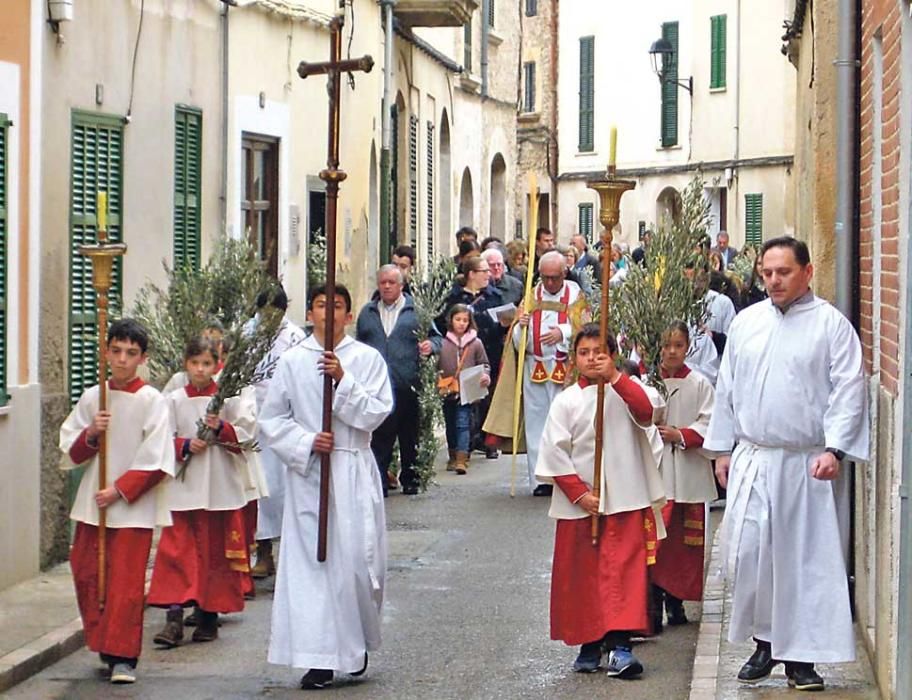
left=7, top=454, right=700, bottom=699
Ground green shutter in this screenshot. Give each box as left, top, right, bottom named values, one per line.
left=578, top=203, right=594, bottom=243
left=69, top=111, right=125, bottom=405
left=0, top=113, right=9, bottom=405
left=464, top=20, right=473, bottom=72
left=174, top=106, right=202, bottom=271
left=661, top=21, right=679, bottom=147
left=579, top=36, right=595, bottom=152
left=408, top=114, right=418, bottom=246
left=710, top=15, right=727, bottom=90
left=426, top=120, right=435, bottom=260
left=744, top=193, right=763, bottom=247
left=487, top=0, right=495, bottom=27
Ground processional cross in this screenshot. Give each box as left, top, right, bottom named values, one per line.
left=297, top=13, right=373, bottom=563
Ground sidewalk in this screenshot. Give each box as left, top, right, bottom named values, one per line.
left=688, top=532, right=881, bottom=699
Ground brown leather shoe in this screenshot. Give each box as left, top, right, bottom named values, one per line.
left=446, top=450, right=457, bottom=471
left=153, top=609, right=184, bottom=648
left=250, top=541, right=275, bottom=579
left=455, top=451, right=469, bottom=475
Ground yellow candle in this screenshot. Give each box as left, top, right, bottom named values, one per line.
left=608, top=126, right=618, bottom=169
left=97, top=191, right=107, bottom=232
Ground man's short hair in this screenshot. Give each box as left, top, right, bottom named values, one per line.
left=539, top=250, right=565, bottom=269
left=717, top=231, right=730, bottom=242
left=377, top=264, right=404, bottom=285
left=536, top=227, right=553, bottom=241
left=307, top=284, right=352, bottom=312
left=456, top=226, right=477, bottom=241
left=573, top=322, right=618, bottom=355
left=107, top=318, right=150, bottom=353
left=256, top=285, right=289, bottom=311
left=760, top=236, right=811, bottom=267
left=480, top=236, right=502, bottom=250
left=481, top=248, right=504, bottom=264
left=392, top=245, right=416, bottom=265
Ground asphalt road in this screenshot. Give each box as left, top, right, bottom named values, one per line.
left=7, top=453, right=700, bottom=699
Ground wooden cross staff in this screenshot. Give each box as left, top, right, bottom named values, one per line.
left=298, top=13, right=373, bottom=563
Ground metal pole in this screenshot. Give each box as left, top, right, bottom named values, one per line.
left=379, top=0, right=395, bottom=264
left=834, top=0, right=856, bottom=319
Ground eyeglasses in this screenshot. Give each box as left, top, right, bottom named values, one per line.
left=473, top=268, right=491, bottom=273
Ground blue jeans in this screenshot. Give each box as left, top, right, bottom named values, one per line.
left=443, top=400, right=472, bottom=453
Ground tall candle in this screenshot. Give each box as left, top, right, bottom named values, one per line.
left=97, top=191, right=107, bottom=232
left=608, top=126, right=618, bottom=169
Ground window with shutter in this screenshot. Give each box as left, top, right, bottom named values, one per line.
left=578, top=203, right=594, bottom=243
left=579, top=36, right=595, bottom=152
left=0, top=113, right=9, bottom=405
left=408, top=115, right=418, bottom=247
left=661, top=21, right=679, bottom=147
left=464, top=20, right=473, bottom=72
left=710, top=15, right=727, bottom=90
left=174, top=106, right=202, bottom=271
left=69, top=111, right=125, bottom=404
left=426, top=121, right=435, bottom=261
left=487, top=0, right=495, bottom=27
left=525, top=0, right=537, bottom=17
left=523, top=62, right=536, bottom=112
left=390, top=104, right=400, bottom=237
left=744, top=193, right=763, bottom=247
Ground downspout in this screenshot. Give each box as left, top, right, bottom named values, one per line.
left=550, top=0, right=559, bottom=231
left=481, top=0, right=489, bottom=97
left=220, top=2, right=230, bottom=236
left=834, top=0, right=857, bottom=319
left=732, top=0, right=741, bottom=235
left=379, top=0, right=395, bottom=264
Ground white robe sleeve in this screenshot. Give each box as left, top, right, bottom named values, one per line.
left=222, top=386, right=256, bottom=443
left=704, top=337, right=736, bottom=453
left=824, top=315, right=870, bottom=462
left=135, top=392, right=177, bottom=477
left=332, top=352, right=394, bottom=433
left=59, top=388, right=96, bottom=469
left=534, top=395, right=577, bottom=483
left=259, top=359, right=317, bottom=475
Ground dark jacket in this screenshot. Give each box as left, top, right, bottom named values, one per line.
left=356, top=294, right=441, bottom=392
left=437, top=283, right=505, bottom=380
left=494, top=273, right=524, bottom=306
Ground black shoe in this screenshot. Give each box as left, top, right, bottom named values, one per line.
left=573, top=640, right=603, bottom=673
left=786, top=662, right=825, bottom=691
left=737, top=640, right=779, bottom=683
left=650, top=585, right=665, bottom=635
left=485, top=447, right=499, bottom=460
left=533, top=484, right=553, bottom=497
left=665, top=594, right=688, bottom=625
left=300, top=669, right=334, bottom=690
left=401, top=483, right=419, bottom=496
left=351, top=653, right=368, bottom=677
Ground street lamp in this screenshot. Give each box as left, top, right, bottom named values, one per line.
left=648, top=37, right=693, bottom=94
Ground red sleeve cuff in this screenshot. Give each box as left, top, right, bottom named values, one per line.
left=553, top=474, right=590, bottom=503
left=114, top=469, right=167, bottom=503
left=217, top=421, right=241, bottom=454
left=679, top=428, right=704, bottom=449
left=611, top=374, right=653, bottom=424
left=69, top=429, right=99, bottom=464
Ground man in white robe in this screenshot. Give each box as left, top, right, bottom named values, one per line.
left=258, top=284, right=393, bottom=690
left=513, top=251, right=586, bottom=495
left=705, top=237, right=868, bottom=692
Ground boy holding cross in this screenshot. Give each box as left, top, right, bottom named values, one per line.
left=59, top=319, right=175, bottom=684
left=258, top=284, right=393, bottom=690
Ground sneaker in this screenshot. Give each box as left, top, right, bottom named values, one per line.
left=786, top=662, right=825, bottom=691
left=573, top=641, right=603, bottom=673
left=110, top=663, right=136, bottom=684
left=604, top=646, right=644, bottom=679
left=300, top=668, right=333, bottom=690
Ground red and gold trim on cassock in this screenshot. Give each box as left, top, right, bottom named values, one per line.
left=651, top=501, right=706, bottom=601
left=147, top=509, right=247, bottom=613
left=531, top=285, right=571, bottom=384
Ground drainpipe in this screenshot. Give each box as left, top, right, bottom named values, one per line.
left=481, top=0, right=489, bottom=97
left=379, top=0, right=395, bottom=263
left=220, top=2, right=231, bottom=236
left=834, top=0, right=856, bottom=319
left=731, top=0, right=741, bottom=236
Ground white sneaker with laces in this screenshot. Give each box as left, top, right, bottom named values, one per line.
left=110, top=663, right=136, bottom=684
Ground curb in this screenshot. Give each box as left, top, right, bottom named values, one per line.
left=0, top=617, right=84, bottom=694
left=688, top=529, right=724, bottom=700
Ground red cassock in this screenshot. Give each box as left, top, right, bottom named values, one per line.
left=549, top=503, right=656, bottom=645
left=651, top=500, right=706, bottom=601
left=147, top=508, right=247, bottom=613
left=240, top=499, right=258, bottom=596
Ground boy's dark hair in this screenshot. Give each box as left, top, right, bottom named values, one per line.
left=107, top=318, right=150, bottom=353
left=392, top=245, right=416, bottom=265
left=458, top=239, right=481, bottom=257
left=184, top=336, right=221, bottom=363
left=621, top=359, right=641, bottom=378
left=480, top=236, right=502, bottom=250
left=573, top=322, right=618, bottom=355
left=203, top=318, right=225, bottom=334
left=760, top=235, right=811, bottom=266
left=662, top=320, right=691, bottom=345
left=536, top=227, right=553, bottom=241
left=456, top=226, right=477, bottom=241
left=307, top=284, right=353, bottom=312
left=446, top=303, right=478, bottom=332
left=256, top=285, right=289, bottom=311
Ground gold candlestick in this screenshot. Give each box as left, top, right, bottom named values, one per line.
left=584, top=174, right=635, bottom=546
left=78, top=191, right=127, bottom=608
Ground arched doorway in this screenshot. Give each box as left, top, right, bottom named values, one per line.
left=489, top=154, right=506, bottom=241
left=459, top=168, right=474, bottom=229
left=656, top=186, right=683, bottom=228
left=439, top=110, right=452, bottom=251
